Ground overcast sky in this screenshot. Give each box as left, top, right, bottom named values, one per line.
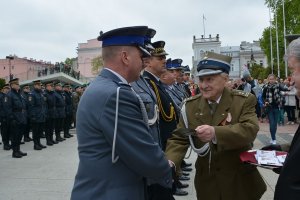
left=0, top=0, right=270, bottom=67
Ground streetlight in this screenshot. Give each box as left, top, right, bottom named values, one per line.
left=282, top=0, right=288, bottom=78
left=6, top=55, right=14, bottom=81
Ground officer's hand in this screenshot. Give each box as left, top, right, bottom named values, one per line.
left=195, top=125, right=215, bottom=143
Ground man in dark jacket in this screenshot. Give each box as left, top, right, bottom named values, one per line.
left=63, top=84, right=73, bottom=138
left=5, top=78, right=27, bottom=158
left=44, top=82, right=58, bottom=146
left=54, top=82, right=66, bottom=142
left=21, top=84, right=32, bottom=142
left=0, top=84, right=11, bottom=150
left=28, top=80, right=47, bottom=150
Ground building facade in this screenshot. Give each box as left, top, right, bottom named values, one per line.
left=192, top=35, right=268, bottom=79
left=0, top=56, right=53, bottom=83
left=77, top=39, right=102, bottom=81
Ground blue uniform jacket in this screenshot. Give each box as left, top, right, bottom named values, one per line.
left=54, top=91, right=66, bottom=118
left=71, top=69, right=172, bottom=200
left=44, top=90, right=56, bottom=119
left=64, top=91, right=73, bottom=116
left=28, top=89, right=47, bottom=123
left=5, top=89, right=27, bottom=125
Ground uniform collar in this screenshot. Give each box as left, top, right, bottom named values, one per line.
left=104, top=68, right=128, bottom=84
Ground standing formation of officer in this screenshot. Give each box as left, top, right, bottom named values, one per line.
left=0, top=79, right=80, bottom=158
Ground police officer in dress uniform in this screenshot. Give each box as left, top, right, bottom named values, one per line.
left=0, top=84, right=11, bottom=150
left=132, top=40, right=176, bottom=200
left=44, top=81, right=58, bottom=146
left=165, top=52, right=267, bottom=200
left=54, top=82, right=66, bottom=142
left=6, top=78, right=27, bottom=158
left=63, top=83, right=73, bottom=138
left=71, top=26, right=172, bottom=200
left=28, top=80, right=47, bottom=150
left=21, top=84, right=33, bottom=142
left=182, top=65, right=192, bottom=97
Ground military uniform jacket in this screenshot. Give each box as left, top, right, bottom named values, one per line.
left=5, top=89, right=27, bottom=125
left=44, top=90, right=56, bottom=119
left=64, top=91, right=73, bottom=116
left=165, top=88, right=266, bottom=200
left=71, top=69, right=172, bottom=200
left=143, top=71, right=178, bottom=151
left=131, top=75, right=161, bottom=146
left=274, top=125, right=300, bottom=200
left=0, top=92, right=6, bottom=121
left=54, top=91, right=66, bottom=118
left=28, top=89, right=47, bottom=123
left=72, top=92, right=80, bottom=114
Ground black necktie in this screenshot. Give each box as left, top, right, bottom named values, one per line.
left=209, top=102, right=218, bottom=115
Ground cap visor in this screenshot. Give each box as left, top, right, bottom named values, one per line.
left=196, top=69, right=223, bottom=77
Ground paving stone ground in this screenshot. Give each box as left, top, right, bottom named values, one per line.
left=0, top=122, right=297, bottom=200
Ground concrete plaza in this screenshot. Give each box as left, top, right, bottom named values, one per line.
left=0, top=122, right=297, bottom=200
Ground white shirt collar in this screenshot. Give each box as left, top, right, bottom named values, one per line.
left=145, top=70, right=160, bottom=82
left=105, top=68, right=128, bottom=84
left=208, top=95, right=222, bottom=104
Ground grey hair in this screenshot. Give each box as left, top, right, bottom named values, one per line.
left=286, top=38, right=300, bottom=61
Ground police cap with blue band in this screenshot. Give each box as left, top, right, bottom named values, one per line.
left=196, top=52, right=232, bottom=77
left=172, top=59, right=183, bottom=70
left=166, top=58, right=175, bottom=70
left=183, top=65, right=191, bottom=74
left=97, top=26, right=156, bottom=57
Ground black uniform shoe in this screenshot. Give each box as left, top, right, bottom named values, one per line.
left=4, top=144, right=11, bottom=150
left=177, top=181, right=189, bottom=189
left=51, top=139, right=58, bottom=144
left=182, top=172, right=190, bottom=176
left=12, top=152, right=23, bottom=158
left=64, top=134, right=71, bottom=138
left=46, top=141, right=53, bottom=146
left=20, top=141, right=25, bottom=145
left=67, top=134, right=74, bottom=137
left=24, top=137, right=33, bottom=142
left=34, top=145, right=42, bottom=150
left=182, top=167, right=193, bottom=172
left=39, top=144, right=47, bottom=148
left=173, top=188, right=188, bottom=196
left=178, top=175, right=190, bottom=181
left=18, top=151, right=27, bottom=156
left=56, top=137, right=64, bottom=142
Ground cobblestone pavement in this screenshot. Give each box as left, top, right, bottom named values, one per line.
left=0, top=123, right=298, bottom=200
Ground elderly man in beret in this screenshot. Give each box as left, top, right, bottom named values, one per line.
left=71, top=26, right=172, bottom=200
left=165, top=52, right=266, bottom=200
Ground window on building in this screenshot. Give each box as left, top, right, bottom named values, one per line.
left=211, top=49, right=214, bottom=52
left=3, top=66, right=5, bottom=70
left=231, top=64, right=234, bottom=71
left=247, top=61, right=250, bottom=68
left=260, top=60, right=263, bottom=66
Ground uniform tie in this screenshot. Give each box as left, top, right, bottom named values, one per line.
left=209, top=102, right=218, bottom=115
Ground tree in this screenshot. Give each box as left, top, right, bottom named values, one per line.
left=0, top=78, right=5, bottom=88
left=250, top=64, right=266, bottom=79
left=64, top=57, right=77, bottom=67
left=91, top=56, right=103, bottom=75
left=260, top=0, right=300, bottom=78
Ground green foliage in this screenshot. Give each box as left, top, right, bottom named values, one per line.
left=64, top=57, right=76, bottom=66
left=91, top=56, right=103, bottom=75
left=0, top=78, right=5, bottom=88
left=260, top=0, right=300, bottom=78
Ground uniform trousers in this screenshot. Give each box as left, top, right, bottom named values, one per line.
left=31, top=122, right=44, bottom=145
left=10, top=121, right=24, bottom=152
left=1, top=120, right=10, bottom=145
left=45, top=118, right=55, bottom=141
left=63, top=115, right=72, bottom=136
left=55, top=118, right=64, bottom=138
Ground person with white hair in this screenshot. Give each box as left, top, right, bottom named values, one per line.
left=275, top=37, right=300, bottom=200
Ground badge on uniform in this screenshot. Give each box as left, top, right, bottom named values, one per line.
left=4, top=97, right=8, bottom=102
left=28, top=96, right=32, bottom=101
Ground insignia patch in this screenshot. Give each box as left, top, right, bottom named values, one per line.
left=4, top=97, right=8, bottom=102
left=29, top=96, right=32, bottom=101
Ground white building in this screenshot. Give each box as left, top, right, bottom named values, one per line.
left=192, top=35, right=268, bottom=79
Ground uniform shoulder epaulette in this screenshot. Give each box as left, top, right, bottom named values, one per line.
left=232, top=89, right=250, bottom=98
left=185, top=93, right=202, bottom=103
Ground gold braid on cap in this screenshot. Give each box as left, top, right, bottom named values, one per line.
left=149, top=80, right=176, bottom=122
